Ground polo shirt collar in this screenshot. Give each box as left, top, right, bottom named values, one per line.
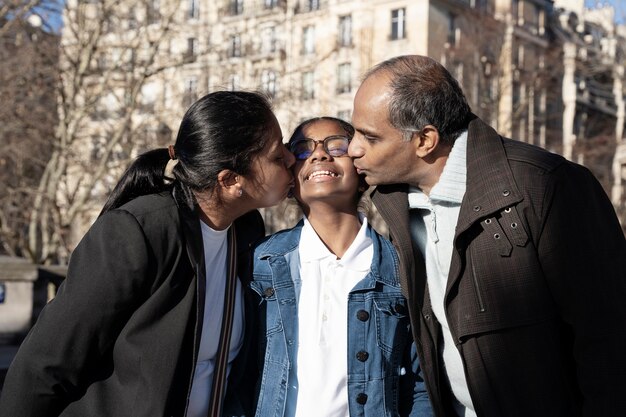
left=299, top=214, right=371, bottom=272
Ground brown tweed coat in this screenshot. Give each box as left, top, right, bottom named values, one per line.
left=371, top=117, right=626, bottom=417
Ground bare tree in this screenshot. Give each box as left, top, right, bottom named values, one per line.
left=1, top=0, right=44, bottom=37
left=0, top=0, right=189, bottom=264
left=438, top=3, right=558, bottom=149
left=0, top=10, right=59, bottom=259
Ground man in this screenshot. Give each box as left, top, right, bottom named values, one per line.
left=348, top=55, right=626, bottom=417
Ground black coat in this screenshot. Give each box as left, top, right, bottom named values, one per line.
left=0, top=192, right=264, bottom=417
left=371, top=118, right=626, bottom=417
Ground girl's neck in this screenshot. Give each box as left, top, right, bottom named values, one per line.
left=305, top=204, right=362, bottom=259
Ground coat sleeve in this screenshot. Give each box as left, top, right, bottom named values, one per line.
left=0, top=210, right=153, bottom=417
left=537, top=163, right=626, bottom=416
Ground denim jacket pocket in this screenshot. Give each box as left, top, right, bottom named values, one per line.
left=373, top=297, right=410, bottom=354
left=250, top=279, right=283, bottom=336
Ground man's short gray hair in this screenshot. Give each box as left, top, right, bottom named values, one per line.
left=365, top=55, right=472, bottom=145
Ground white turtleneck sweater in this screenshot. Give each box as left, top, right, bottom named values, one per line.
left=408, top=131, right=476, bottom=417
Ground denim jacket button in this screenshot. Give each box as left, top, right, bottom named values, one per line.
left=356, top=393, right=368, bottom=405
left=356, top=351, right=369, bottom=362
left=263, top=287, right=275, bottom=297
left=356, top=310, right=369, bottom=321
left=395, top=303, right=407, bottom=315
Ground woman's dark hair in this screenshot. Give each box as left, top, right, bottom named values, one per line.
left=100, top=90, right=275, bottom=215
left=366, top=55, right=472, bottom=145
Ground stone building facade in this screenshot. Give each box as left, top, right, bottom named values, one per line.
left=62, top=0, right=626, bottom=238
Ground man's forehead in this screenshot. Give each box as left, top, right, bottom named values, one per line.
left=355, top=73, right=392, bottom=109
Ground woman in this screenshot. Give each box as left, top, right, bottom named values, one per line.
left=250, top=117, right=433, bottom=416
left=0, top=91, right=295, bottom=417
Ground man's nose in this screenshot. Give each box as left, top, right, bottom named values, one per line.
left=348, top=136, right=363, bottom=158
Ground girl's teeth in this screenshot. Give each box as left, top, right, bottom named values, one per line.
left=309, top=170, right=337, bottom=179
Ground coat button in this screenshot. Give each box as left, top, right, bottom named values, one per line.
left=502, top=189, right=510, bottom=196
left=356, top=393, right=368, bottom=405
left=356, top=310, right=369, bottom=321
left=356, top=351, right=369, bottom=362
left=473, top=205, right=481, bottom=212
left=263, top=287, right=275, bottom=297
left=395, top=303, right=407, bottom=315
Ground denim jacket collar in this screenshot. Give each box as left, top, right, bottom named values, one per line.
left=255, top=218, right=400, bottom=289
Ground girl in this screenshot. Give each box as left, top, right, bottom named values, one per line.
left=250, top=117, right=432, bottom=417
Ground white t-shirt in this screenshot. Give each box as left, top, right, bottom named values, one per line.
left=187, top=222, right=244, bottom=417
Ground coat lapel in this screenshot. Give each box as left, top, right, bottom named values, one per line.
left=455, top=118, right=523, bottom=235
left=447, top=118, right=523, bottom=297
left=178, top=201, right=207, bottom=376
left=371, top=184, right=429, bottom=339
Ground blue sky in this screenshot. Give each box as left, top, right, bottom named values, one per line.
left=37, top=0, right=626, bottom=34
left=585, top=0, right=626, bottom=23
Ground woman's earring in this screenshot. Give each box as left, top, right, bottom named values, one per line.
left=238, top=188, right=243, bottom=197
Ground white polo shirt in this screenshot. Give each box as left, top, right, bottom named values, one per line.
left=293, top=215, right=373, bottom=417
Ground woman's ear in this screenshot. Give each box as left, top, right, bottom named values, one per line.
left=217, top=169, right=243, bottom=198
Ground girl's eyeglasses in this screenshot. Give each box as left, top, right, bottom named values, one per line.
left=289, top=135, right=351, bottom=160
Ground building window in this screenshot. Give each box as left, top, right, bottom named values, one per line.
left=183, top=77, right=198, bottom=107
left=536, top=4, right=545, bottom=35
left=186, top=37, right=197, bottom=61
left=90, top=136, right=104, bottom=160
left=261, top=26, right=277, bottom=54
left=264, top=0, right=278, bottom=9
left=97, top=54, right=107, bottom=70
left=513, top=44, right=524, bottom=69
left=228, top=34, right=242, bottom=57
left=337, top=109, right=351, bottom=121
left=391, top=8, right=406, bottom=40
left=337, top=63, right=351, bottom=94
left=338, top=15, right=352, bottom=47
left=188, top=0, right=199, bottom=19
left=147, top=0, right=160, bottom=23
left=261, top=69, right=278, bottom=97
left=302, top=25, right=315, bottom=55
left=512, top=0, right=522, bottom=25
left=229, top=73, right=240, bottom=91
left=230, top=0, right=243, bottom=15
left=471, top=0, right=488, bottom=11
left=307, top=0, right=320, bottom=12
left=128, top=7, right=137, bottom=29
left=302, top=71, right=315, bottom=100
left=447, top=13, right=458, bottom=46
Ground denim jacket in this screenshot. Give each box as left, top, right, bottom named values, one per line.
left=250, top=220, right=433, bottom=417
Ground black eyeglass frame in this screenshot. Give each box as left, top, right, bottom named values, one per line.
left=289, top=135, right=352, bottom=160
